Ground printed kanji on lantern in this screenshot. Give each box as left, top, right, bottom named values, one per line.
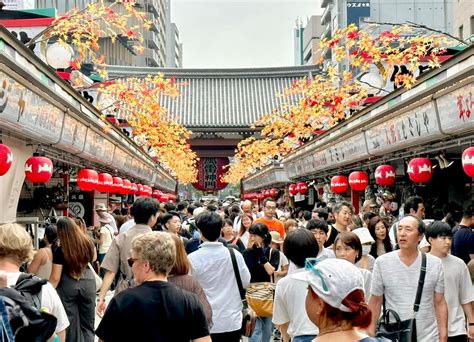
left=289, top=184, right=298, bottom=196
left=269, top=188, right=278, bottom=198
left=462, top=147, right=474, bottom=177
left=375, top=165, right=396, bottom=186
left=77, top=169, right=99, bottom=191
left=330, top=175, right=348, bottom=194
left=296, top=182, right=308, bottom=195
left=122, top=179, right=132, bottom=195
left=0, top=144, right=13, bottom=176
left=407, top=158, right=433, bottom=183
left=111, top=177, right=124, bottom=194
left=348, top=171, right=369, bottom=191
left=97, top=173, right=113, bottom=193
left=25, top=156, right=53, bottom=183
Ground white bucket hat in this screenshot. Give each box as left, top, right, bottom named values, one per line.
left=292, top=258, right=364, bottom=312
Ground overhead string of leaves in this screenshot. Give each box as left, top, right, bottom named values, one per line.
left=97, top=75, right=198, bottom=184
left=222, top=23, right=451, bottom=184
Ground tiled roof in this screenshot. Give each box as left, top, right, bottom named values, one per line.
left=106, top=65, right=322, bottom=128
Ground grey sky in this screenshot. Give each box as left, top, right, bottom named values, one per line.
left=171, top=0, right=323, bottom=68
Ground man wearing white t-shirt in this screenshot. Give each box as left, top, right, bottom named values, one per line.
left=273, top=229, right=320, bottom=342
left=368, top=215, right=448, bottom=342
left=426, top=221, right=474, bottom=341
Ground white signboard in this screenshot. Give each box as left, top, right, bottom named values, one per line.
left=4, top=0, right=35, bottom=10
left=436, top=83, right=473, bottom=135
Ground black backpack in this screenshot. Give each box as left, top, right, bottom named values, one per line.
left=0, top=273, right=57, bottom=341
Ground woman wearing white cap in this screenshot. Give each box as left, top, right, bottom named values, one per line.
left=292, top=258, right=379, bottom=342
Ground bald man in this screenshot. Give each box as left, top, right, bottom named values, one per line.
left=233, top=200, right=255, bottom=234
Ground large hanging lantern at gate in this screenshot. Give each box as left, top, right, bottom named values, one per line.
left=0, top=144, right=13, bottom=176
left=288, top=184, right=298, bottom=196
left=25, top=156, right=53, bottom=183
left=96, top=173, right=113, bottom=193
left=330, top=175, right=348, bottom=194
left=348, top=171, right=369, bottom=191
left=296, top=182, right=309, bottom=195
left=462, top=147, right=474, bottom=177
left=407, top=158, right=432, bottom=183
left=192, top=157, right=229, bottom=191
left=77, top=169, right=99, bottom=191
left=375, top=165, right=396, bottom=186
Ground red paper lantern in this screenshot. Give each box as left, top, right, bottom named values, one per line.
left=375, top=165, right=396, bottom=186
left=296, top=182, right=308, bottom=195
left=262, top=189, right=270, bottom=198
left=77, top=169, right=99, bottom=191
left=122, top=179, right=132, bottom=195
left=159, top=194, right=169, bottom=202
left=348, top=171, right=369, bottom=191
left=269, top=188, right=278, bottom=198
left=144, top=186, right=153, bottom=197
left=256, top=192, right=265, bottom=201
left=462, top=147, right=474, bottom=177
left=111, top=177, right=123, bottom=194
left=130, top=183, right=138, bottom=195
left=136, top=184, right=144, bottom=196
left=0, top=144, right=13, bottom=176
left=289, top=184, right=298, bottom=196
left=330, top=175, right=348, bottom=194
left=407, top=158, right=432, bottom=183
left=169, top=194, right=177, bottom=201
left=96, top=173, right=113, bottom=193
left=193, top=157, right=229, bottom=191
left=25, top=156, right=53, bottom=183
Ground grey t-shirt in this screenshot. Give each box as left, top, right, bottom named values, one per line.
left=371, top=251, right=444, bottom=342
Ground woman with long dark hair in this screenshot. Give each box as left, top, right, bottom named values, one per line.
left=367, top=216, right=393, bottom=259
left=238, top=213, right=254, bottom=248
left=49, top=217, right=96, bottom=342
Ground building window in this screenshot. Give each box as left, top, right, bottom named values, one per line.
left=459, top=25, right=464, bottom=40
left=471, top=16, right=474, bottom=35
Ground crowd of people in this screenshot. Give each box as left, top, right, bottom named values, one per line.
left=0, top=194, right=473, bottom=342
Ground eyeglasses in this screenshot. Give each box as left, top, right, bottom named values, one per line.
left=127, top=257, right=138, bottom=267
left=304, top=258, right=329, bottom=291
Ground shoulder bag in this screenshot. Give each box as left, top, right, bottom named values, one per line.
left=245, top=248, right=276, bottom=317
left=376, top=253, right=427, bottom=342
left=228, top=247, right=256, bottom=337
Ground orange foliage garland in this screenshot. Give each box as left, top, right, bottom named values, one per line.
left=97, top=74, right=197, bottom=184
left=223, top=24, right=450, bottom=184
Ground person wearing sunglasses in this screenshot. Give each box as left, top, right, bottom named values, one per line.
left=95, top=231, right=211, bottom=342
left=292, top=258, right=377, bottom=342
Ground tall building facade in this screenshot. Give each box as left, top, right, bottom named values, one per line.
left=34, top=0, right=182, bottom=68
left=165, top=1, right=183, bottom=68
left=453, top=0, right=474, bottom=40
left=294, top=16, right=323, bottom=66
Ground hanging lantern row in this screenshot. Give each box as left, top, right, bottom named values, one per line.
left=242, top=188, right=279, bottom=201
left=74, top=169, right=176, bottom=201
left=288, top=182, right=308, bottom=196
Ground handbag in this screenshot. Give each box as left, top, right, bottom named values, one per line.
left=228, top=247, right=257, bottom=337
left=245, top=249, right=275, bottom=317
left=376, top=253, right=426, bottom=342
left=87, top=262, right=102, bottom=291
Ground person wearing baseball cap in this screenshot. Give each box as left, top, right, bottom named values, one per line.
left=292, top=258, right=376, bottom=342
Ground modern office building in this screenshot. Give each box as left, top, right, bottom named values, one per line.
left=34, top=0, right=182, bottom=68
left=165, top=1, right=183, bottom=68
left=453, top=0, right=474, bottom=40
left=294, top=15, right=323, bottom=66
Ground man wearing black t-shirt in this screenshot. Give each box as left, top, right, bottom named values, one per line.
left=96, top=232, right=210, bottom=342
left=324, top=201, right=354, bottom=248
left=452, top=202, right=474, bottom=264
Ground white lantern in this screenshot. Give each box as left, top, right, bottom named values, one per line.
left=358, top=72, right=384, bottom=95
left=45, top=42, right=74, bottom=69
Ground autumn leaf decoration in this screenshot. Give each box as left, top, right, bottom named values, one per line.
left=98, top=75, right=198, bottom=184
left=45, top=0, right=152, bottom=79
left=223, top=24, right=449, bottom=184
